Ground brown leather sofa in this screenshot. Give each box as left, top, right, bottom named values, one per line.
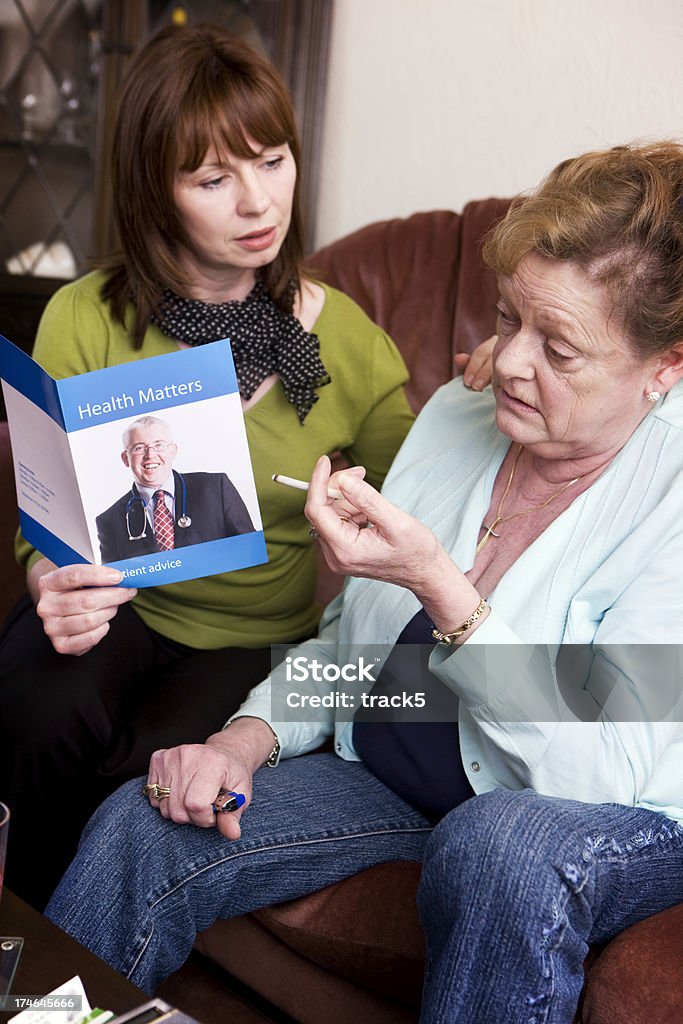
left=1, top=202, right=682, bottom=1023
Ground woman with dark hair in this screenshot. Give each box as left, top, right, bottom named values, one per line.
left=102, top=22, right=307, bottom=340
left=47, top=141, right=683, bottom=1023
left=0, top=23, right=423, bottom=910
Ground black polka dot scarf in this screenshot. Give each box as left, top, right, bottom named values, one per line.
left=150, top=280, right=331, bottom=424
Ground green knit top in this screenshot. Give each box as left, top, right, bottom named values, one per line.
left=16, top=271, right=414, bottom=649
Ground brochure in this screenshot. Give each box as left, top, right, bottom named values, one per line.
left=5, top=974, right=202, bottom=1024
left=0, top=336, right=267, bottom=587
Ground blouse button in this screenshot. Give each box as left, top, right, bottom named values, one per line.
left=470, top=761, right=481, bottom=772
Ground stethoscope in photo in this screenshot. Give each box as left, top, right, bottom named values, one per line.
left=125, top=474, right=192, bottom=541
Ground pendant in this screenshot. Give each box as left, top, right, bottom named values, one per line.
left=475, top=518, right=502, bottom=555
left=177, top=515, right=192, bottom=528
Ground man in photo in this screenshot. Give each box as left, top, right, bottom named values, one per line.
left=96, top=415, right=254, bottom=563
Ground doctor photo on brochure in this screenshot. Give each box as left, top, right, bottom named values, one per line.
left=0, top=21, right=494, bottom=911
left=46, top=140, right=683, bottom=1024
left=95, top=414, right=254, bottom=564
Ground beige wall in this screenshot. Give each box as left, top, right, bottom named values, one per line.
left=315, top=0, right=683, bottom=248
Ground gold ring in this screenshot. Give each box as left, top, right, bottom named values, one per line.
left=142, top=783, right=171, bottom=800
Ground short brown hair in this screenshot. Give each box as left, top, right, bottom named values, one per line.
left=483, top=142, right=683, bottom=357
left=102, top=23, right=305, bottom=344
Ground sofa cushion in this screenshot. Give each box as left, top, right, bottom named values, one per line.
left=311, top=202, right=510, bottom=413
left=252, top=861, right=425, bottom=1006
left=195, top=913, right=420, bottom=1024
left=579, top=902, right=683, bottom=1023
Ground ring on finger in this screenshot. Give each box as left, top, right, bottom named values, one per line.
left=142, top=783, right=171, bottom=800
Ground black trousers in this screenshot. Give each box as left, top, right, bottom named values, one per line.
left=0, top=597, right=289, bottom=910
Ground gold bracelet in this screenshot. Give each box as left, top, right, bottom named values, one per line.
left=431, top=597, right=488, bottom=646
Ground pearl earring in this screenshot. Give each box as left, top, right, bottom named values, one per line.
left=646, top=391, right=661, bottom=403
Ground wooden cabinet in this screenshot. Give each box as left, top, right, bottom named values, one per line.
left=0, top=0, right=333, bottom=357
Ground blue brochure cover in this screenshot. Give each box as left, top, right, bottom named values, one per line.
left=0, top=336, right=267, bottom=587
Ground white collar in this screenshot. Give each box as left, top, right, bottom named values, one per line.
left=136, top=474, right=176, bottom=505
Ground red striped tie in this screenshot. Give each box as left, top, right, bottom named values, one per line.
left=153, top=490, right=175, bottom=551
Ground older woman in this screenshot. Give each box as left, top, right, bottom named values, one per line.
left=46, top=142, right=683, bottom=1022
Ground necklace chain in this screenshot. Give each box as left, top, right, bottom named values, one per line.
left=476, top=446, right=580, bottom=555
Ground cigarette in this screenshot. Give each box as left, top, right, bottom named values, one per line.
left=272, top=473, right=343, bottom=500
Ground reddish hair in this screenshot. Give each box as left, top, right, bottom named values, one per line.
left=483, top=142, right=683, bottom=357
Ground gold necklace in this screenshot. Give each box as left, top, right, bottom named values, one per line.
left=476, top=445, right=580, bottom=555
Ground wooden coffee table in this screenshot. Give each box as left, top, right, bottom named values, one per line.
left=0, top=889, right=146, bottom=1021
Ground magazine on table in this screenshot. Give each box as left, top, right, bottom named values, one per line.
left=0, top=335, right=267, bottom=587
left=5, top=973, right=203, bottom=1024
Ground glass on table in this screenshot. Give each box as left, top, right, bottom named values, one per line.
left=0, top=802, right=7, bottom=902
left=0, top=802, right=22, bottom=1000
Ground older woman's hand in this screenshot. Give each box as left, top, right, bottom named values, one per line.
left=144, top=717, right=276, bottom=840
left=307, top=456, right=485, bottom=635
left=326, top=464, right=371, bottom=526
left=306, top=455, right=441, bottom=593
left=32, top=559, right=137, bottom=656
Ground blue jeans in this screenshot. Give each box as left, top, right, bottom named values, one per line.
left=418, top=788, right=683, bottom=1024
left=45, top=753, right=431, bottom=993
left=47, top=760, right=683, bottom=1022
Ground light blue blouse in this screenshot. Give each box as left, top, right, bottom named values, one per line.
left=239, top=379, right=683, bottom=822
